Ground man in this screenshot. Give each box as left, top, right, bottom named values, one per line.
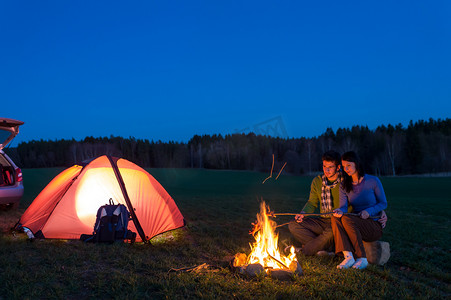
left=288, top=150, right=387, bottom=256
left=288, top=150, right=343, bottom=256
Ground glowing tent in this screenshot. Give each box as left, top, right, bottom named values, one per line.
left=17, top=155, right=185, bottom=242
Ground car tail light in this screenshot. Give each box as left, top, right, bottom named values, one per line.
left=15, top=167, right=23, bottom=182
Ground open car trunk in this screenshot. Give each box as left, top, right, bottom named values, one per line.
left=0, top=118, right=24, bottom=150
left=0, top=118, right=24, bottom=188
left=0, top=155, right=16, bottom=186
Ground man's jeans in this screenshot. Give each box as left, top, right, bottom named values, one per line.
left=288, top=217, right=333, bottom=256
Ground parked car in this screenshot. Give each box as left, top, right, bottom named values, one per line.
left=0, top=118, right=24, bottom=209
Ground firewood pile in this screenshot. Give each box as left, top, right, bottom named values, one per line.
left=230, top=252, right=303, bottom=281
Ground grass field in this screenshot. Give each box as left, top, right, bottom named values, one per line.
left=1, top=168, right=450, bottom=299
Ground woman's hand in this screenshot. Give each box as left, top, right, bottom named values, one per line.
left=378, top=210, right=387, bottom=228
left=333, top=209, right=343, bottom=218
left=359, top=210, right=369, bottom=219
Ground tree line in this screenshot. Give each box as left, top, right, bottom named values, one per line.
left=6, top=118, right=451, bottom=176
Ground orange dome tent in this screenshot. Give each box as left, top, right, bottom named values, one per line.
left=17, top=155, right=185, bottom=242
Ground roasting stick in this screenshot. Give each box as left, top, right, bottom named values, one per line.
left=271, top=212, right=333, bottom=217
left=254, top=211, right=384, bottom=231
left=270, top=212, right=383, bottom=218
left=274, top=222, right=292, bottom=228
left=274, top=212, right=382, bottom=228
left=270, top=212, right=383, bottom=229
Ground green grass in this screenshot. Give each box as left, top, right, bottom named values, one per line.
left=0, top=168, right=450, bottom=299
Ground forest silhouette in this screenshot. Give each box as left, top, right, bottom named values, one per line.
left=8, top=118, right=450, bottom=176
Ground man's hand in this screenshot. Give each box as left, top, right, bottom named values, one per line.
left=333, top=209, right=343, bottom=218
left=378, top=210, right=387, bottom=228
left=359, top=210, right=369, bottom=219
left=295, top=213, right=305, bottom=223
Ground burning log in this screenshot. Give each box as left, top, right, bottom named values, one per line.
left=232, top=253, right=247, bottom=268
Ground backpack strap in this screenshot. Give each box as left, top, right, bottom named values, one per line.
left=95, top=208, right=108, bottom=231
left=113, top=205, right=121, bottom=216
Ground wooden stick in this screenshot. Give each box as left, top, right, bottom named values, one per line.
left=275, top=162, right=287, bottom=180
left=270, top=154, right=274, bottom=177
left=275, top=222, right=291, bottom=228
left=262, top=155, right=288, bottom=183
left=266, top=249, right=288, bottom=269
left=271, top=212, right=382, bottom=218
left=272, top=212, right=333, bottom=217
left=262, top=154, right=275, bottom=184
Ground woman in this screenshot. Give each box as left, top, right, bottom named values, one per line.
left=332, top=151, right=387, bottom=269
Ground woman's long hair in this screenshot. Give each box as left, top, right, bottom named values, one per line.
left=341, top=151, right=365, bottom=193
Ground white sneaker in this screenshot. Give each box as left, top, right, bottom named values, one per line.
left=337, top=256, right=355, bottom=269
left=352, top=258, right=368, bottom=269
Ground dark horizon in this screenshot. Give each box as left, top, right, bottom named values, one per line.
left=9, top=117, right=451, bottom=177
left=9, top=117, right=449, bottom=146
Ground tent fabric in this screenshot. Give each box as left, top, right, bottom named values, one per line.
left=18, top=156, right=185, bottom=242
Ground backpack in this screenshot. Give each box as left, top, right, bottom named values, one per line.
left=81, top=199, right=136, bottom=243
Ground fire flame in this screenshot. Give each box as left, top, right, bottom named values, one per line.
left=247, top=202, right=297, bottom=270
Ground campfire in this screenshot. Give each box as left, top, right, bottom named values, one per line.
left=232, top=201, right=302, bottom=279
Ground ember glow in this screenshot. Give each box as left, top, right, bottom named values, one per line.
left=247, top=202, right=297, bottom=270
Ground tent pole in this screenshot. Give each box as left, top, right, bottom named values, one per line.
left=107, top=156, right=148, bottom=243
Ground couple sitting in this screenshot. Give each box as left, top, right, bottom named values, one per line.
left=288, top=150, right=387, bottom=270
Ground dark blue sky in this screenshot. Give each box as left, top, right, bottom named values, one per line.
left=1, top=1, right=450, bottom=145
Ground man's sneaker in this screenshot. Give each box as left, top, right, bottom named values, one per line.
left=284, top=245, right=301, bottom=254
left=316, top=250, right=335, bottom=257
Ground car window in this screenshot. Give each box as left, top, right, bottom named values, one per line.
left=0, top=154, right=9, bottom=166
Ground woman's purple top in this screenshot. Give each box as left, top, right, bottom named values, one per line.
left=339, top=174, right=387, bottom=217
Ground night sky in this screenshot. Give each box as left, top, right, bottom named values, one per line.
left=1, top=1, right=450, bottom=145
